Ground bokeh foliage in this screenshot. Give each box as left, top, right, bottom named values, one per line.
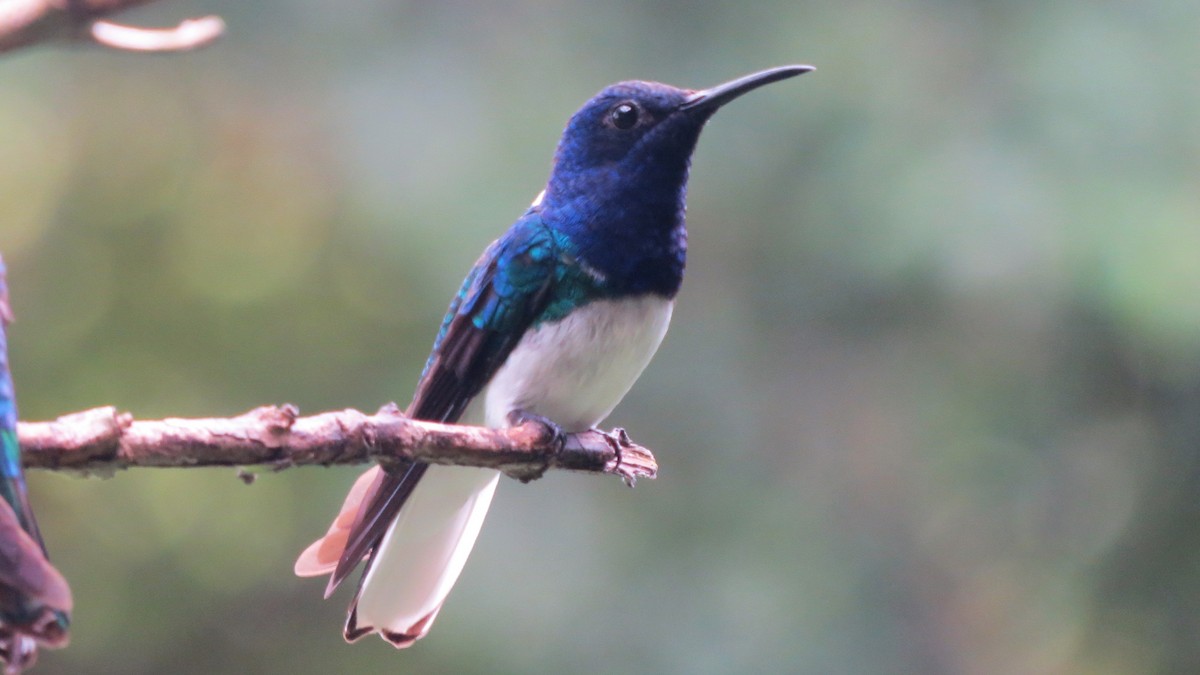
left=2, top=1, right=1198, bottom=672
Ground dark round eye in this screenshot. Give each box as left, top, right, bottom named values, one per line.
left=609, top=102, right=640, bottom=130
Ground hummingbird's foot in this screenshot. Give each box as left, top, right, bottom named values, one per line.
left=592, top=427, right=639, bottom=486
left=506, top=409, right=565, bottom=482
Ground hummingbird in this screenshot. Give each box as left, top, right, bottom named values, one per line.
left=0, top=256, right=72, bottom=673
left=295, top=64, right=814, bottom=647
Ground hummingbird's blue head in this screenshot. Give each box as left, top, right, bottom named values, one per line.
left=551, top=81, right=703, bottom=184
left=542, top=66, right=814, bottom=225
left=538, top=66, right=813, bottom=297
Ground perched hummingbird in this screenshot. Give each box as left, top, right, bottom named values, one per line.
left=296, top=65, right=813, bottom=647
left=0, top=257, right=72, bottom=673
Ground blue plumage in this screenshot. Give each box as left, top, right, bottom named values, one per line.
left=0, top=256, right=72, bottom=670
left=0, top=339, right=35, bottom=547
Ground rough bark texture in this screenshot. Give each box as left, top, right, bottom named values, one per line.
left=17, top=405, right=658, bottom=484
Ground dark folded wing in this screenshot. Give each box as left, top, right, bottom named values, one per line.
left=329, top=215, right=560, bottom=590
left=0, top=273, right=43, bottom=553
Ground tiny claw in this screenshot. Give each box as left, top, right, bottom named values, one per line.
left=506, top=410, right=565, bottom=482
left=609, top=429, right=626, bottom=476
left=591, top=427, right=635, bottom=486
left=595, top=427, right=656, bottom=485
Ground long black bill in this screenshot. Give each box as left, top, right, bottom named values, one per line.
left=680, top=64, right=815, bottom=113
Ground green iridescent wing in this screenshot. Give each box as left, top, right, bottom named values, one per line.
left=0, top=289, right=39, bottom=548
left=0, top=257, right=70, bottom=658
left=330, top=214, right=565, bottom=590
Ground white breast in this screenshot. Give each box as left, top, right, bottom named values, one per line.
left=351, top=295, right=671, bottom=642
left=481, top=296, right=674, bottom=431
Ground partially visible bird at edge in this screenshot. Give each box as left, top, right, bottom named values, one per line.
left=0, top=256, right=72, bottom=674
left=296, top=64, right=814, bottom=647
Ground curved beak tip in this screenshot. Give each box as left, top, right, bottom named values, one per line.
left=682, top=64, right=815, bottom=112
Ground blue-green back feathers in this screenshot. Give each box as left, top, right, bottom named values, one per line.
left=411, top=212, right=607, bottom=422
left=331, top=213, right=602, bottom=587
left=329, top=212, right=612, bottom=588
left=0, top=269, right=40, bottom=552
left=0, top=257, right=71, bottom=662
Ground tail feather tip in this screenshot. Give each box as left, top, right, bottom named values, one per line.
left=342, top=604, right=441, bottom=649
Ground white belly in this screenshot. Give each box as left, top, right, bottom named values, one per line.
left=481, top=295, right=674, bottom=431
left=353, top=294, right=672, bottom=642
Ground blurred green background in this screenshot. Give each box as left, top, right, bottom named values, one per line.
left=2, top=1, right=1199, bottom=673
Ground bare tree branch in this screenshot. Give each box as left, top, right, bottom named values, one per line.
left=0, top=0, right=223, bottom=54
left=17, top=405, right=659, bottom=485
left=89, top=16, right=222, bottom=52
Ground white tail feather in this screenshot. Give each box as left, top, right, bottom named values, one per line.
left=351, top=465, right=501, bottom=639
